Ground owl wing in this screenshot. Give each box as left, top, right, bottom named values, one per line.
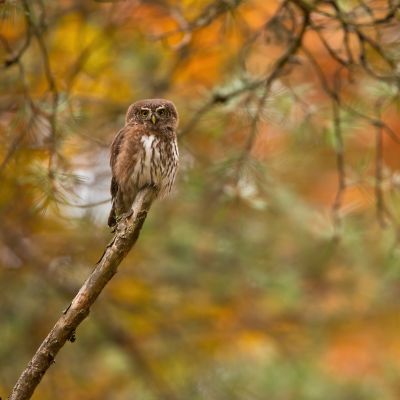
left=109, top=124, right=143, bottom=184
left=109, top=127, right=126, bottom=200
left=108, top=126, right=127, bottom=226
left=108, top=124, right=141, bottom=227
left=110, top=126, right=126, bottom=170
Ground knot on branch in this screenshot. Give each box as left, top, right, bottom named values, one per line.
left=212, top=93, right=228, bottom=103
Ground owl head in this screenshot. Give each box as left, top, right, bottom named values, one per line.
left=125, top=99, right=179, bottom=129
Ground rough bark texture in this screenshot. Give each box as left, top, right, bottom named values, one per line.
left=8, top=187, right=157, bottom=400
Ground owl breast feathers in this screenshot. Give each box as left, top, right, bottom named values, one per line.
left=108, top=99, right=179, bottom=227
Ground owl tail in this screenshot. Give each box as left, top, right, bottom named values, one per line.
left=108, top=203, right=116, bottom=227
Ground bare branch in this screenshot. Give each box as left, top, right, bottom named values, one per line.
left=179, top=79, right=264, bottom=138
left=331, top=86, right=346, bottom=233
left=235, top=2, right=310, bottom=180
left=21, top=0, right=59, bottom=175
left=8, top=187, right=157, bottom=400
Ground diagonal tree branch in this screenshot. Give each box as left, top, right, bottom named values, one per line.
left=8, top=187, right=157, bottom=400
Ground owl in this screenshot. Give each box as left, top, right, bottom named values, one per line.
left=108, top=99, right=179, bottom=227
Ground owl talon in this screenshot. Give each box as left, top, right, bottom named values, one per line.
left=117, top=209, right=134, bottom=223
left=110, top=210, right=134, bottom=232
left=143, top=183, right=159, bottom=194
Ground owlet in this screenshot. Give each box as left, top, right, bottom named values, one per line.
left=108, top=99, right=179, bottom=227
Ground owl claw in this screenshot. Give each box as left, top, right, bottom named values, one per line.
left=109, top=209, right=134, bottom=232
left=144, top=183, right=159, bottom=194
left=124, top=209, right=134, bottom=219
left=117, top=209, right=134, bottom=222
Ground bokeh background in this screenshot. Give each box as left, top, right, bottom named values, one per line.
left=1, top=0, right=400, bottom=399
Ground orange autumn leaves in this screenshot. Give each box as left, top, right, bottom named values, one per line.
left=1, top=1, right=400, bottom=398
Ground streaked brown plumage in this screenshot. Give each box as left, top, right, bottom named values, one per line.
left=108, top=99, right=179, bottom=227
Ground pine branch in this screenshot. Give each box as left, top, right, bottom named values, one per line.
left=8, top=187, right=157, bottom=400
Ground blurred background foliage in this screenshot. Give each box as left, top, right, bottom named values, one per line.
left=1, top=0, right=400, bottom=399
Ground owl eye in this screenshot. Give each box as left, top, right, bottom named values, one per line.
left=140, top=109, right=150, bottom=117
left=157, top=108, right=166, bottom=116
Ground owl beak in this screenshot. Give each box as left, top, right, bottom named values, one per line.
left=151, top=114, right=157, bottom=125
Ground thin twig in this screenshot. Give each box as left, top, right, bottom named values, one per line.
left=21, top=0, right=59, bottom=175
left=331, top=89, right=346, bottom=233
left=235, top=2, right=310, bottom=181
left=179, top=79, right=264, bottom=138
left=59, top=198, right=111, bottom=209
left=375, top=118, right=386, bottom=227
